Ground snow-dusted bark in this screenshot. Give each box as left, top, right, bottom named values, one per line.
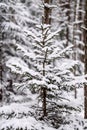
left=84, top=0, right=87, bottom=119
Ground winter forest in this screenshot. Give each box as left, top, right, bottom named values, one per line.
left=0, top=0, right=87, bottom=130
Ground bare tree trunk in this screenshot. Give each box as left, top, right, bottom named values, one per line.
left=44, top=0, right=50, bottom=24
left=0, top=26, right=3, bottom=101
left=0, top=64, right=3, bottom=84
left=73, top=0, right=80, bottom=99
left=78, top=0, right=84, bottom=62
left=84, top=0, right=87, bottom=119
left=66, top=0, right=70, bottom=46
left=49, top=0, right=53, bottom=24
left=0, top=30, right=3, bottom=85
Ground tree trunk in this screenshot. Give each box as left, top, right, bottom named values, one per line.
left=84, top=0, right=87, bottom=119
left=44, top=0, right=50, bottom=24
left=42, top=0, right=52, bottom=117
left=73, top=0, right=80, bottom=99
left=42, top=57, right=47, bottom=116
left=49, top=0, right=52, bottom=24
left=66, top=0, right=70, bottom=46
left=0, top=26, right=3, bottom=84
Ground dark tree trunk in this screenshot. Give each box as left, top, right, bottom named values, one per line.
left=84, top=0, right=87, bottom=119
left=0, top=64, right=3, bottom=84
left=66, top=0, right=70, bottom=46
left=7, top=79, right=13, bottom=92
left=0, top=88, right=2, bottom=101
left=73, top=0, right=78, bottom=99
left=49, top=0, right=53, bottom=24
left=0, top=36, right=3, bottom=84
left=42, top=0, right=52, bottom=117
left=44, top=0, right=50, bottom=24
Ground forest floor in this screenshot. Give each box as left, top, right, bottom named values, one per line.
left=0, top=87, right=86, bottom=130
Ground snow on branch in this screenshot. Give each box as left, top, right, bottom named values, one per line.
left=44, top=3, right=57, bottom=9
left=36, top=24, right=51, bottom=30
left=6, top=57, right=42, bottom=79
left=45, top=28, right=62, bottom=43
left=16, top=44, right=36, bottom=60
left=81, top=26, right=87, bottom=31
left=64, top=74, right=87, bottom=86
left=48, top=45, right=74, bottom=60
left=25, top=30, right=43, bottom=47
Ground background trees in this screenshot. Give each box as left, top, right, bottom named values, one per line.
left=0, top=0, right=87, bottom=130
left=84, top=0, right=87, bottom=119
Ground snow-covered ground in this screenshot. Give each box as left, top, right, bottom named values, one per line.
left=0, top=92, right=55, bottom=130
left=0, top=87, right=86, bottom=130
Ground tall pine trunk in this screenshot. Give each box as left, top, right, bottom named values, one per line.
left=66, top=0, right=70, bottom=46
left=84, top=0, right=87, bottom=119
left=73, top=0, right=80, bottom=99
left=0, top=21, right=3, bottom=85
